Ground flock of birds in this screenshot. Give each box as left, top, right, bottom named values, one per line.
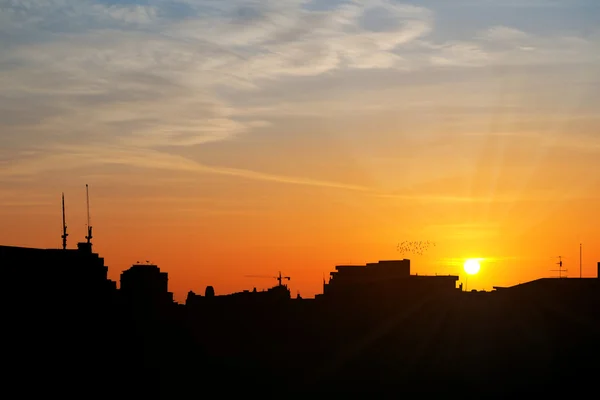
left=396, top=240, right=436, bottom=256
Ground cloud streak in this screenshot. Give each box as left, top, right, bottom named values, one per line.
left=0, top=0, right=436, bottom=154
left=0, top=144, right=372, bottom=192
left=0, top=0, right=598, bottom=192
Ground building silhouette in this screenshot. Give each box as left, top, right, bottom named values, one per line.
left=318, top=259, right=459, bottom=303
left=0, top=241, right=116, bottom=305
left=4, top=216, right=600, bottom=397
left=186, top=280, right=290, bottom=310
left=120, top=263, right=174, bottom=308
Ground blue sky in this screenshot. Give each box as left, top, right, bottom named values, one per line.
left=1, top=0, right=599, bottom=197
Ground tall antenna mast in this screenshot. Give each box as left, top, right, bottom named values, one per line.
left=61, top=193, right=68, bottom=250
left=580, top=243, right=582, bottom=278
left=85, top=184, right=93, bottom=245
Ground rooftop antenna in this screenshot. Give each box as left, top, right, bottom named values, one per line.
left=551, top=256, right=567, bottom=278
left=85, top=184, right=93, bottom=245
left=61, top=193, right=68, bottom=250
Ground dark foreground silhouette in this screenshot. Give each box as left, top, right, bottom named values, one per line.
left=2, top=244, right=600, bottom=398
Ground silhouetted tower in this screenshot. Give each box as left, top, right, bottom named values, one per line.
left=205, top=285, right=215, bottom=297
left=61, top=193, right=68, bottom=250
left=85, top=184, right=93, bottom=245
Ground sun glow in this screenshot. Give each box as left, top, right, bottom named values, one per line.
left=463, top=258, right=481, bottom=275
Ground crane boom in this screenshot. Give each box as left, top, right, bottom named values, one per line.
left=245, top=272, right=291, bottom=287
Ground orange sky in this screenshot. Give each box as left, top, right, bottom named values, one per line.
left=1, top=1, right=599, bottom=302
left=1, top=146, right=599, bottom=303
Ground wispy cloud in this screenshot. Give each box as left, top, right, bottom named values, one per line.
left=423, top=223, right=502, bottom=240
left=373, top=193, right=515, bottom=204
left=7, top=142, right=581, bottom=202
left=0, top=0, right=436, bottom=155
left=0, top=144, right=372, bottom=191
left=0, top=0, right=598, bottom=189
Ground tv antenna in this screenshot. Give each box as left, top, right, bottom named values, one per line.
left=61, top=193, right=68, bottom=250
left=85, top=184, right=93, bottom=245
left=551, top=256, right=567, bottom=278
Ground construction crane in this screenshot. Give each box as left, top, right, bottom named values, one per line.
left=275, top=271, right=291, bottom=287
left=61, top=192, right=68, bottom=250
left=244, top=271, right=291, bottom=287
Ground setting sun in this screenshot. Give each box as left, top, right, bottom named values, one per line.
left=464, top=259, right=481, bottom=275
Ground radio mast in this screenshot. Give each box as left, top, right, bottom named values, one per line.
left=61, top=193, right=68, bottom=250
left=85, top=184, right=93, bottom=245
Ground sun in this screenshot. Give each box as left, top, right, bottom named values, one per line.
left=463, top=258, right=481, bottom=275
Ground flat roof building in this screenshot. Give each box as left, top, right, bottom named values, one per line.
left=319, top=259, right=459, bottom=302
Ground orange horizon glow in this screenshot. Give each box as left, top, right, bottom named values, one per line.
left=1, top=182, right=598, bottom=303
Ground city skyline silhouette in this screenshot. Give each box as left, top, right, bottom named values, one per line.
left=3, top=234, right=600, bottom=396
left=1, top=0, right=599, bottom=397
left=1, top=1, right=599, bottom=301
left=2, top=186, right=597, bottom=301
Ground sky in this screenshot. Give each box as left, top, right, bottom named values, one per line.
left=1, top=0, right=599, bottom=301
